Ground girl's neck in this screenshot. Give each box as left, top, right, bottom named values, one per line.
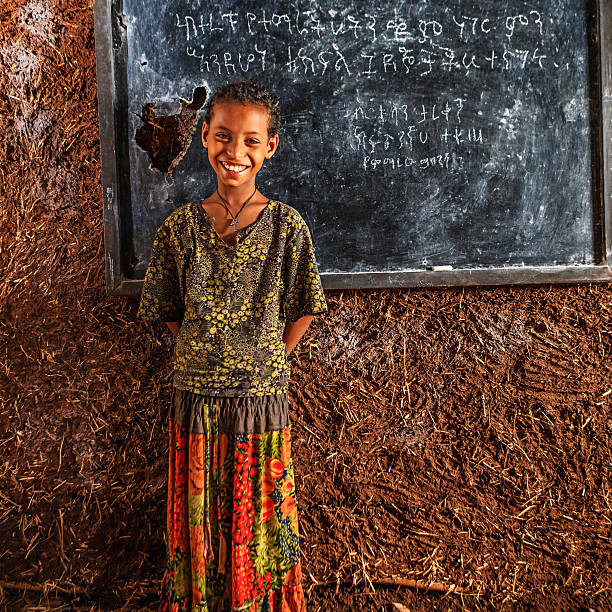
left=216, top=182, right=258, bottom=209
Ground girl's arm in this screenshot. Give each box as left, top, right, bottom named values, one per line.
left=166, top=321, right=181, bottom=337
left=282, top=315, right=314, bottom=355
left=167, top=316, right=314, bottom=351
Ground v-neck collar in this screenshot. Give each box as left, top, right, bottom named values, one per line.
left=193, top=199, right=275, bottom=247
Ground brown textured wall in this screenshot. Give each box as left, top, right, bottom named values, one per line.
left=1, top=1, right=611, bottom=610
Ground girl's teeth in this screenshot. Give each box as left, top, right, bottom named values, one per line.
left=223, top=162, right=246, bottom=172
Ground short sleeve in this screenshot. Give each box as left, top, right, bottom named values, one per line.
left=282, top=220, right=328, bottom=323
left=137, top=220, right=185, bottom=323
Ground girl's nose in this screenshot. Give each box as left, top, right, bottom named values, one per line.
left=226, top=141, right=246, bottom=160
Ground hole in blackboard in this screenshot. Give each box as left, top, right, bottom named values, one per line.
left=134, top=85, right=208, bottom=174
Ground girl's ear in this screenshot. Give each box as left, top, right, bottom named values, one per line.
left=266, top=134, right=279, bottom=159
left=201, top=122, right=209, bottom=149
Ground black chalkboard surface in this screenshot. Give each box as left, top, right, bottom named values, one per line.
left=94, top=0, right=612, bottom=294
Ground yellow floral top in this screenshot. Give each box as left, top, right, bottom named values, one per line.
left=137, top=199, right=328, bottom=396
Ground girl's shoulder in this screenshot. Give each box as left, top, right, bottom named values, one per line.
left=160, top=201, right=198, bottom=226
left=150, top=203, right=201, bottom=255
left=155, top=201, right=200, bottom=237
left=269, top=200, right=309, bottom=232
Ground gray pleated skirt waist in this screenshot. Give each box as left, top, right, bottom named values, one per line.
left=170, top=387, right=290, bottom=435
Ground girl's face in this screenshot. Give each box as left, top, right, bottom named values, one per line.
left=201, top=101, right=279, bottom=191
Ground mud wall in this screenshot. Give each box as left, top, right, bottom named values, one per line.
left=1, top=1, right=611, bottom=610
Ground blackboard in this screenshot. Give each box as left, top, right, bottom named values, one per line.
left=94, top=0, right=612, bottom=294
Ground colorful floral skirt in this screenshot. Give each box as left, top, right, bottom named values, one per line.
left=160, top=387, right=306, bottom=612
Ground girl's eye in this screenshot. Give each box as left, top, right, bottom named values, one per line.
left=247, top=139, right=259, bottom=145
left=216, top=133, right=229, bottom=140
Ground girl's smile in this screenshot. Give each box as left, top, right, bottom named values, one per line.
left=219, top=160, right=251, bottom=175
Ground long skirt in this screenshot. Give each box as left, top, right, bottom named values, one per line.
left=160, top=387, right=306, bottom=612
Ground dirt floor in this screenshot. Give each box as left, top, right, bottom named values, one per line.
left=1, top=1, right=611, bottom=610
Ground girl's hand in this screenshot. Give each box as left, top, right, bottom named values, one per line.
left=282, top=315, right=314, bottom=355
left=166, top=321, right=182, bottom=338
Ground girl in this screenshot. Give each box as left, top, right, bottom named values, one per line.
left=137, top=79, right=327, bottom=612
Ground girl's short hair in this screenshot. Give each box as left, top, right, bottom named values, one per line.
left=204, top=79, right=281, bottom=137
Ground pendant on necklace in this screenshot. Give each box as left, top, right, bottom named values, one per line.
left=231, top=218, right=238, bottom=231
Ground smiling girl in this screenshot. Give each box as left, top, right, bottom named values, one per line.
left=137, top=79, right=327, bottom=611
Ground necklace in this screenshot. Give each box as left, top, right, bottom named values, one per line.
left=215, top=186, right=257, bottom=232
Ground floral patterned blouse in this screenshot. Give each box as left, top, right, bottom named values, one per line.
left=137, top=199, right=328, bottom=397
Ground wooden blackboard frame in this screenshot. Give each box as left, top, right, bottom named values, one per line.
left=94, top=0, right=612, bottom=295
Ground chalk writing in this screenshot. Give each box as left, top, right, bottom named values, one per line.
left=362, top=152, right=465, bottom=172
left=344, top=89, right=490, bottom=173
left=170, top=1, right=573, bottom=176
left=174, top=6, right=561, bottom=78
left=186, top=44, right=267, bottom=74
left=344, top=99, right=466, bottom=125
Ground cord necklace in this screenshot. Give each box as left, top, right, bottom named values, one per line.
left=215, top=186, right=257, bottom=232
